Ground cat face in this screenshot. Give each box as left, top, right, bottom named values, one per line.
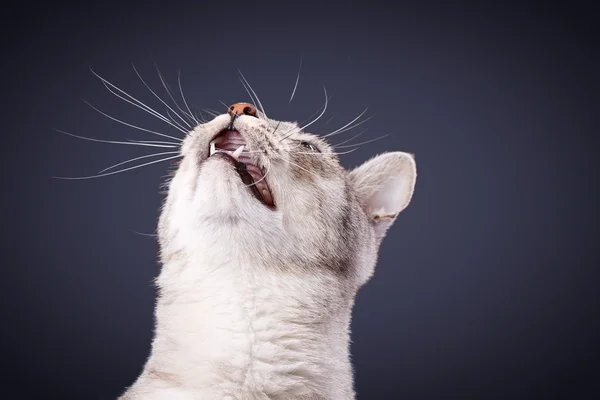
left=158, top=103, right=417, bottom=286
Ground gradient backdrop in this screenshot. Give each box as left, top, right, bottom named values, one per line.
left=2, top=1, right=599, bottom=399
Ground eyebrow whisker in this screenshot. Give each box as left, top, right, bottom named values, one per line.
left=333, top=133, right=390, bottom=149
left=295, top=147, right=360, bottom=156
left=279, top=85, right=329, bottom=142
left=289, top=56, right=303, bottom=103
left=332, top=128, right=368, bottom=147
left=322, top=108, right=372, bottom=138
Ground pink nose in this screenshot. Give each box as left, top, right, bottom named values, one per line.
left=228, top=103, right=258, bottom=118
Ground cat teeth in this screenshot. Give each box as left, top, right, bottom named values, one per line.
left=209, top=142, right=245, bottom=160
left=231, top=145, right=244, bottom=161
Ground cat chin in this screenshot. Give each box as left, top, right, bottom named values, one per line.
left=190, top=159, right=275, bottom=220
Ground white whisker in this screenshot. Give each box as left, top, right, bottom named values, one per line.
left=128, top=139, right=181, bottom=145
left=279, top=85, right=329, bottom=142
left=82, top=99, right=183, bottom=142
left=203, top=108, right=220, bottom=117
left=131, top=63, right=191, bottom=131
left=194, top=110, right=207, bottom=123
left=334, top=133, right=390, bottom=149
left=166, top=109, right=188, bottom=132
left=332, top=128, right=368, bottom=147
left=297, top=85, right=330, bottom=131
left=298, top=88, right=337, bottom=127
left=99, top=80, right=187, bottom=133
left=295, top=147, right=360, bottom=156
left=326, top=114, right=376, bottom=137
left=130, top=230, right=158, bottom=238
left=238, top=76, right=257, bottom=109
left=55, top=129, right=178, bottom=148
left=322, top=108, right=370, bottom=138
left=237, top=69, right=267, bottom=118
left=289, top=56, right=302, bottom=103
left=90, top=68, right=188, bottom=134
left=99, top=151, right=180, bottom=173
left=325, top=112, right=336, bottom=124
left=53, top=154, right=182, bottom=180
left=177, top=70, right=200, bottom=125
left=154, top=64, right=198, bottom=125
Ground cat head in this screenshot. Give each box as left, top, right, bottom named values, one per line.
left=158, top=103, right=416, bottom=285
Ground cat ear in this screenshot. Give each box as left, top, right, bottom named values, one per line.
left=348, top=152, right=417, bottom=241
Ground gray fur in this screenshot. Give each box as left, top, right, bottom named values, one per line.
left=120, top=110, right=417, bottom=400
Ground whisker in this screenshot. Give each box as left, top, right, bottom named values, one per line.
left=128, top=139, right=181, bottom=145
left=90, top=68, right=188, bottom=134
left=297, top=85, right=330, bottom=131
left=279, top=85, right=328, bottom=142
left=332, top=128, right=368, bottom=147
left=82, top=99, right=183, bottom=142
left=203, top=108, right=220, bottom=117
left=53, top=154, right=182, bottom=180
left=325, top=112, right=336, bottom=124
left=322, top=108, right=370, bottom=138
left=99, top=80, right=187, bottom=133
left=99, top=151, right=180, bottom=173
left=131, top=230, right=158, bottom=238
left=131, top=62, right=192, bottom=131
left=166, top=109, right=190, bottom=132
left=295, top=147, right=360, bottom=156
left=326, top=114, right=376, bottom=137
left=289, top=56, right=303, bottom=103
left=154, top=64, right=198, bottom=125
left=177, top=69, right=200, bottom=125
left=55, top=129, right=178, bottom=148
left=237, top=69, right=267, bottom=118
left=189, top=104, right=209, bottom=122
left=238, top=76, right=258, bottom=110
left=271, top=121, right=282, bottom=135
left=194, top=109, right=207, bottom=123
left=298, top=88, right=337, bottom=127
left=334, top=133, right=390, bottom=149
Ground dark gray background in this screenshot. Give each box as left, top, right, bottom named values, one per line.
left=2, top=1, right=599, bottom=399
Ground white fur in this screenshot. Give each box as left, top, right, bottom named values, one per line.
left=120, top=111, right=417, bottom=400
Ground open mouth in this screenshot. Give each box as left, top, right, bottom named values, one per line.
left=208, top=130, right=274, bottom=208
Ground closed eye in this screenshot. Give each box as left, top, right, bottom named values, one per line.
left=300, top=141, right=320, bottom=153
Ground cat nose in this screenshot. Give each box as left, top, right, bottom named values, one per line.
left=228, top=103, right=258, bottom=118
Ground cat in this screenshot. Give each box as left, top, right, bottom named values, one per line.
left=120, top=102, right=417, bottom=399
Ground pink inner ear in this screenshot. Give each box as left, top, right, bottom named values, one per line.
left=366, top=176, right=411, bottom=218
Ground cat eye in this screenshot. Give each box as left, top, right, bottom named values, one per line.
left=300, top=141, right=320, bottom=152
